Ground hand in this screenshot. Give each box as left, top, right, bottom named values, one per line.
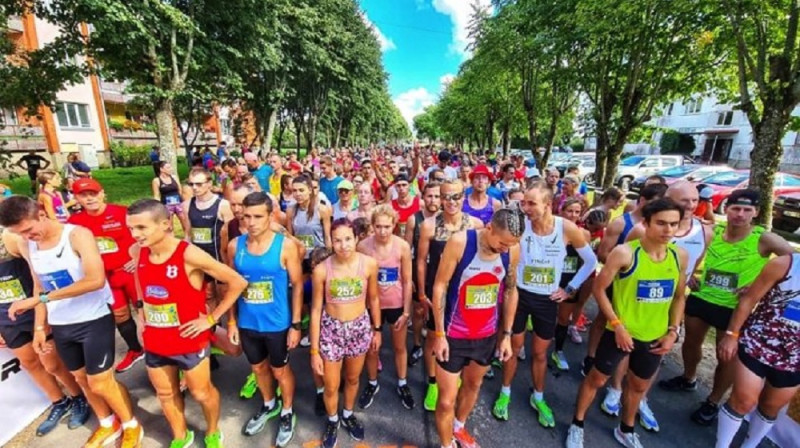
left=718, top=334, right=738, bottom=363
left=497, top=335, right=513, bottom=362
left=32, top=329, right=51, bottom=355
left=419, top=295, right=432, bottom=313
left=649, top=332, right=678, bottom=355
left=614, top=325, right=634, bottom=352
left=687, top=276, right=699, bottom=291
left=550, top=288, right=570, bottom=303
left=0, top=333, right=6, bottom=349
left=432, top=335, right=449, bottom=363
left=8, top=297, right=39, bottom=321
left=393, top=313, right=410, bottom=332
left=370, top=331, right=382, bottom=353
left=228, top=325, right=240, bottom=346
left=179, top=314, right=213, bottom=338
left=311, top=352, right=324, bottom=376
left=287, top=328, right=301, bottom=350
left=123, top=259, right=136, bottom=273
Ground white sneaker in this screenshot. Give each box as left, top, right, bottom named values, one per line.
left=601, top=387, right=622, bottom=417
left=613, top=426, right=644, bottom=448
left=299, top=335, right=310, bottom=347
left=566, top=424, right=584, bottom=448
left=518, top=346, right=526, bottom=361
left=568, top=325, right=583, bottom=344
left=638, top=399, right=660, bottom=432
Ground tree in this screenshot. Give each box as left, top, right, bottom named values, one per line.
left=413, top=105, right=443, bottom=142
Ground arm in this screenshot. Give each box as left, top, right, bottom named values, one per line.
left=309, top=264, right=326, bottom=375
left=624, top=224, right=645, bottom=243
left=652, top=248, right=688, bottom=354
left=591, top=245, right=635, bottom=351
left=366, top=257, right=381, bottom=351
left=184, top=245, right=247, bottom=325
left=320, top=204, right=332, bottom=248
left=409, top=149, right=421, bottom=181
left=152, top=178, right=161, bottom=201
left=40, top=156, right=51, bottom=170
left=416, top=220, right=432, bottom=306
left=597, top=218, right=623, bottom=263
left=703, top=206, right=715, bottom=223
left=470, top=216, right=485, bottom=229
left=39, top=194, right=56, bottom=220
left=498, top=245, right=521, bottom=361
left=225, top=238, right=240, bottom=338
left=284, top=239, right=304, bottom=349
left=47, top=227, right=107, bottom=300
left=398, top=240, right=413, bottom=327
left=286, top=207, right=295, bottom=235
left=403, top=215, right=416, bottom=247
left=759, top=231, right=794, bottom=257
left=218, top=200, right=234, bottom=264
left=182, top=200, right=192, bottom=241
left=430, top=232, right=466, bottom=361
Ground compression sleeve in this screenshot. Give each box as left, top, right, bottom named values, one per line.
left=567, top=244, right=598, bottom=291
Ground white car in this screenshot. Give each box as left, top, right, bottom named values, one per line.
left=615, top=155, right=693, bottom=190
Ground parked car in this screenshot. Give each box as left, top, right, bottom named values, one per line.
left=629, top=164, right=733, bottom=194
left=699, top=170, right=800, bottom=213
left=615, top=155, right=693, bottom=190
left=550, top=153, right=596, bottom=182
left=773, top=191, right=800, bottom=233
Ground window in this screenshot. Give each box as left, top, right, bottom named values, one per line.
left=641, top=159, right=660, bottom=168
left=0, top=108, right=18, bottom=126
left=55, top=102, right=91, bottom=128
left=220, top=118, right=231, bottom=136
left=717, top=111, right=733, bottom=126
left=662, top=158, right=679, bottom=167
left=686, top=98, right=703, bottom=114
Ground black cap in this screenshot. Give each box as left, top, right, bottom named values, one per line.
left=727, top=188, right=760, bottom=207
left=394, top=173, right=410, bottom=184
left=438, top=150, right=451, bottom=161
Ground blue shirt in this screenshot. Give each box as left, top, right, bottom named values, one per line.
left=233, top=234, right=291, bottom=332
left=320, top=176, right=343, bottom=205
left=466, top=186, right=505, bottom=202
left=251, top=164, right=273, bottom=192
left=149, top=150, right=159, bottom=162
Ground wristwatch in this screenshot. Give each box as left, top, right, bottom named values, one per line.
left=372, top=325, right=382, bottom=332
left=291, top=322, right=302, bottom=331
left=565, top=285, right=576, bottom=296
left=39, top=292, right=50, bottom=304
left=135, top=300, right=144, bottom=309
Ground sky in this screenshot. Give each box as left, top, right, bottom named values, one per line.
left=358, top=0, right=493, bottom=128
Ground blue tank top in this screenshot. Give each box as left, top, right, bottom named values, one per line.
left=234, top=233, right=291, bottom=332
left=462, top=196, right=495, bottom=225
left=617, top=213, right=634, bottom=245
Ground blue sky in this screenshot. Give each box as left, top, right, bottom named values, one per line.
left=358, top=0, right=492, bottom=127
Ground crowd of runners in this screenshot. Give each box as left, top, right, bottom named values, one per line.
left=0, top=145, right=798, bottom=448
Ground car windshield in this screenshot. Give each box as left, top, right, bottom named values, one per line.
left=620, top=156, right=646, bottom=166
left=704, top=171, right=748, bottom=187
left=691, top=168, right=727, bottom=180
left=659, top=165, right=696, bottom=178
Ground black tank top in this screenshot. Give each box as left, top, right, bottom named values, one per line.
left=0, top=230, right=34, bottom=326
left=424, top=213, right=471, bottom=296
left=158, top=176, right=182, bottom=206
left=188, top=196, right=223, bottom=260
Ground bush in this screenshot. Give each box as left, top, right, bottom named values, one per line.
left=110, top=141, right=153, bottom=167
left=108, top=119, right=125, bottom=132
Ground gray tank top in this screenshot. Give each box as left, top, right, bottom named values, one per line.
left=293, top=204, right=324, bottom=259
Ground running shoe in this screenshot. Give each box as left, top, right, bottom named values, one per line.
left=239, top=373, right=258, bottom=400
left=574, top=314, right=590, bottom=332
left=453, top=427, right=479, bottom=448
left=243, top=402, right=281, bottom=436
left=568, top=325, right=583, bottom=344
left=580, top=356, right=594, bottom=377
left=204, top=430, right=224, bottom=448
left=341, top=413, right=365, bottom=440
left=530, top=396, right=555, bottom=428
left=638, top=399, right=660, bottom=432
left=484, top=367, right=495, bottom=379
left=301, top=314, right=310, bottom=330
left=322, top=420, right=339, bottom=448
left=491, top=357, right=503, bottom=369
left=566, top=424, right=584, bottom=448
left=690, top=399, right=719, bottom=426
left=315, top=391, right=326, bottom=416
left=275, top=412, right=296, bottom=447
left=120, top=424, right=144, bottom=448
left=526, top=316, right=533, bottom=332
left=169, top=430, right=194, bottom=448
left=409, top=345, right=423, bottom=366
left=613, top=426, right=644, bottom=448
left=551, top=351, right=569, bottom=371
left=601, top=388, right=622, bottom=417
left=492, top=392, right=510, bottom=421
left=84, top=420, right=122, bottom=448
left=518, top=346, right=526, bottom=361
left=358, top=383, right=380, bottom=409
left=115, top=350, right=144, bottom=373
left=68, top=394, right=91, bottom=429
left=37, top=397, right=73, bottom=436
left=397, top=384, right=415, bottom=409
left=299, top=335, right=311, bottom=347
left=423, top=383, right=438, bottom=412
left=658, top=375, right=697, bottom=392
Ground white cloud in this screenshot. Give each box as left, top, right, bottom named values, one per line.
left=394, top=87, right=437, bottom=129
left=432, top=0, right=493, bottom=59
left=360, top=12, right=396, bottom=52
left=439, top=73, right=455, bottom=92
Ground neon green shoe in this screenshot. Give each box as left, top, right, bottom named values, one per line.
left=204, top=430, right=224, bottom=448
left=530, top=396, right=555, bottom=428
left=239, top=373, right=258, bottom=399
left=423, top=383, right=438, bottom=412
left=493, top=392, right=510, bottom=421
left=169, top=430, right=195, bottom=448
left=526, top=316, right=533, bottom=332
left=276, top=386, right=282, bottom=398
left=301, top=314, right=310, bottom=331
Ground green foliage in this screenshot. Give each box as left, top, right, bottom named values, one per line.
left=109, top=141, right=154, bottom=167
left=569, top=138, right=585, bottom=153
left=659, top=130, right=696, bottom=155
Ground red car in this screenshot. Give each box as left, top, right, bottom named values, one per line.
left=698, top=170, right=800, bottom=213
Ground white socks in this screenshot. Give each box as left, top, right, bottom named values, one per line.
left=715, top=403, right=743, bottom=448
left=741, top=408, right=776, bottom=448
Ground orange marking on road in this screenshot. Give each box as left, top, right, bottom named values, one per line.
left=303, top=440, right=322, bottom=448
left=354, top=444, right=371, bottom=448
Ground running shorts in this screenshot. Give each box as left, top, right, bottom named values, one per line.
left=685, top=294, right=733, bottom=331
left=437, top=334, right=496, bottom=374
left=240, top=328, right=290, bottom=368
left=51, top=313, right=116, bottom=375
left=593, top=330, right=662, bottom=380
left=145, top=345, right=210, bottom=371
left=738, top=345, right=800, bottom=388
left=319, top=309, right=371, bottom=362
left=512, top=289, right=558, bottom=340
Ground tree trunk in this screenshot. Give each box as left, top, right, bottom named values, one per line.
left=334, top=117, right=344, bottom=149
left=603, top=140, right=625, bottom=189
left=528, top=114, right=542, bottom=169
left=750, top=104, right=790, bottom=228
left=501, top=122, right=510, bottom=158
left=263, top=109, right=277, bottom=153
left=593, top=122, right=609, bottom=196
left=155, top=98, right=179, bottom=170
left=306, top=115, right=317, bottom=153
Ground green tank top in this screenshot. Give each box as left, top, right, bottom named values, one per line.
left=695, top=224, right=767, bottom=309
left=608, top=240, right=681, bottom=341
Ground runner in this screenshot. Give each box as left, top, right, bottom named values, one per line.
left=659, top=188, right=793, bottom=426
left=228, top=192, right=303, bottom=446
left=416, top=180, right=483, bottom=412
left=493, top=181, right=596, bottom=426
left=390, top=173, right=420, bottom=236
left=566, top=198, right=688, bottom=448
left=348, top=182, right=376, bottom=221
left=714, top=253, right=800, bottom=448
left=287, top=175, right=332, bottom=266
left=496, top=163, right=521, bottom=195
left=68, top=178, right=144, bottom=373
left=431, top=208, right=524, bottom=448
left=463, top=165, right=501, bottom=225
left=183, top=167, right=234, bottom=269
left=357, top=205, right=414, bottom=410
left=319, top=156, right=344, bottom=205
left=332, top=180, right=357, bottom=220
left=16, top=150, right=51, bottom=194
left=37, top=170, right=70, bottom=223
left=309, top=219, right=380, bottom=448
left=1, top=195, right=142, bottom=448
left=127, top=199, right=247, bottom=448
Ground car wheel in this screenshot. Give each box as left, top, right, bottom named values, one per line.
left=716, top=198, right=727, bottom=214
left=584, top=173, right=595, bottom=185
left=773, top=220, right=800, bottom=233
left=619, top=177, right=632, bottom=192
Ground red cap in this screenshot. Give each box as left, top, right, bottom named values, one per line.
left=71, top=178, right=103, bottom=194
left=469, top=164, right=495, bottom=182
left=288, top=161, right=302, bottom=172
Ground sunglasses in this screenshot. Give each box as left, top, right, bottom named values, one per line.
left=442, top=192, right=464, bottom=202
left=188, top=181, right=209, bottom=187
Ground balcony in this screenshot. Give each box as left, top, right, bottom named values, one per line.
left=0, top=125, right=47, bottom=151
left=5, top=16, right=24, bottom=34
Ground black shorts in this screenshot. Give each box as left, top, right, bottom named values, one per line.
left=240, top=328, right=290, bottom=368
left=145, top=345, right=210, bottom=371
left=0, top=321, right=53, bottom=350
left=51, top=313, right=116, bottom=375
left=437, top=334, right=496, bottom=374
left=379, top=307, right=404, bottom=326
left=512, top=289, right=558, bottom=340
left=594, top=330, right=662, bottom=380
left=685, top=294, right=733, bottom=331
left=302, top=259, right=312, bottom=275
left=738, top=345, right=800, bottom=388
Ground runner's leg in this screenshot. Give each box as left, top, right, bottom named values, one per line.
left=682, top=315, right=710, bottom=381
left=342, top=355, right=367, bottom=411
left=322, top=359, right=343, bottom=416
left=148, top=365, right=188, bottom=439
left=435, top=364, right=460, bottom=447
left=14, top=343, right=66, bottom=401
left=455, top=362, right=490, bottom=423
left=392, top=322, right=408, bottom=381
left=184, top=357, right=221, bottom=434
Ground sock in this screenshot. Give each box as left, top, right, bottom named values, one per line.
left=264, top=398, right=276, bottom=409
left=741, top=408, right=776, bottom=448
left=117, top=319, right=143, bottom=352
left=280, top=407, right=293, bottom=417
left=369, top=379, right=378, bottom=387
left=453, top=419, right=464, bottom=432
left=99, top=415, right=116, bottom=428
left=501, top=385, right=511, bottom=396
left=316, top=387, right=324, bottom=394
left=555, top=324, right=568, bottom=351
left=716, top=402, right=744, bottom=448
left=620, top=423, right=634, bottom=434
left=342, top=409, right=353, bottom=419
left=53, top=396, right=69, bottom=406
left=398, top=378, right=407, bottom=387
left=428, top=376, right=436, bottom=385
left=121, top=419, right=138, bottom=430
left=533, top=390, right=544, bottom=402
left=328, top=414, right=339, bottom=423
left=572, top=417, right=584, bottom=428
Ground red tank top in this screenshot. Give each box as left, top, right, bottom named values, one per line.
left=137, top=241, right=209, bottom=356
left=68, top=204, right=134, bottom=271
left=392, top=196, right=420, bottom=235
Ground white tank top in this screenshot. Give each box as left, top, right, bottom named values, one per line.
left=517, top=216, right=567, bottom=295
left=28, top=224, right=112, bottom=325
left=673, top=218, right=706, bottom=277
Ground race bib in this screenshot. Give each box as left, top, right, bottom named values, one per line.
left=165, top=195, right=181, bottom=205
left=465, top=284, right=499, bottom=309
left=378, top=267, right=399, bottom=286
left=782, top=299, right=800, bottom=326
left=563, top=257, right=579, bottom=274
left=636, top=279, right=675, bottom=303
left=0, top=279, right=26, bottom=304
left=398, top=223, right=407, bottom=236
left=38, top=269, right=74, bottom=291
left=298, top=235, right=315, bottom=250
left=191, top=228, right=213, bottom=244
left=705, top=269, right=738, bottom=292
left=244, top=281, right=274, bottom=304
left=96, top=237, right=119, bottom=254
left=523, top=266, right=555, bottom=286
left=143, top=303, right=180, bottom=328
left=329, top=278, right=363, bottom=302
